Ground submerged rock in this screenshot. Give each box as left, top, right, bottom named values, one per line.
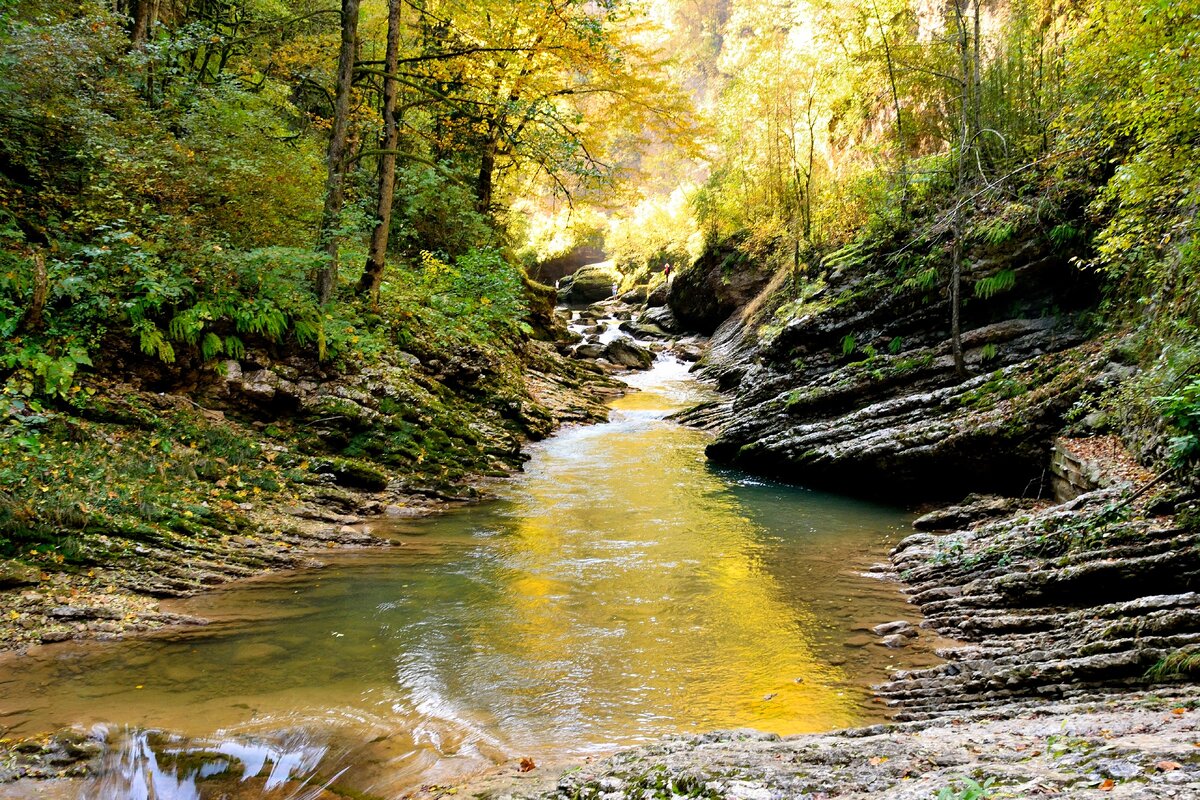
left=872, top=620, right=917, bottom=638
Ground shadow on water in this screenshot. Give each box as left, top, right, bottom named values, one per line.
left=1, top=355, right=943, bottom=798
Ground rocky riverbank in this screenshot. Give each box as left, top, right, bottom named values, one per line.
left=0, top=326, right=627, bottom=656
left=0, top=297, right=699, bottom=788
left=491, top=689, right=1200, bottom=799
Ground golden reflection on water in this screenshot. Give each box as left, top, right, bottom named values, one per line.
left=0, top=358, right=937, bottom=795
left=485, top=392, right=853, bottom=736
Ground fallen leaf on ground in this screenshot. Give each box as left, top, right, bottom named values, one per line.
left=1099, top=779, right=1115, bottom=791
left=518, top=757, right=536, bottom=773
left=1156, top=761, right=1182, bottom=771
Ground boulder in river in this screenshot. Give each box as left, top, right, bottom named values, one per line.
left=604, top=338, right=655, bottom=370
left=618, top=320, right=670, bottom=340
left=561, top=263, right=621, bottom=304
left=639, top=305, right=684, bottom=334
left=646, top=281, right=669, bottom=308
left=572, top=343, right=607, bottom=360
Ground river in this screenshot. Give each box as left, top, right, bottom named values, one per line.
left=0, top=356, right=938, bottom=799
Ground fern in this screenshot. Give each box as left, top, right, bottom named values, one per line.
left=981, top=343, right=998, bottom=362
left=976, top=219, right=1017, bottom=246
left=888, top=336, right=904, bottom=354
left=901, top=267, right=939, bottom=293
left=135, top=321, right=175, bottom=364
left=224, top=335, right=246, bottom=360
left=824, top=238, right=874, bottom=272
left=841, top=334, right=856, bottom=356
left=974, top=269, right=1016, bottom=299
left=200, top=332, right=223, bottom=360
left=1048, top=223, right=1081, bottom=248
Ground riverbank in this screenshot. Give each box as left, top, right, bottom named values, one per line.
left=499, top=688, right=1200, bottom=799
left=0, top=330, right=626, bottom=656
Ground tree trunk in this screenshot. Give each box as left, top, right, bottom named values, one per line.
left=358, top=0, right=402, bottom=304
left=973, top=0, right=983, bottom=155
left=19, top=251, right=47, bottom=334
left=316, top=0, right=361, bottom=307
left=950, top=0, right=971, bottom=379
left=950, top=215, right=966, bottom=378
left=130, top=0, right=156, bottom=46
left=475, top=134, right=497, bottom=215
left=871, top=0, right=907, bottom=216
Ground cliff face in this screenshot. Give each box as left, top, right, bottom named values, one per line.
left=675, top=234, right=1116, bottom=500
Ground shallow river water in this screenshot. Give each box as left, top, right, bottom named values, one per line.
left=0, top=357, right=937, bottom=798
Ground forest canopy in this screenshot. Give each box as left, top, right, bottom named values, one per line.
left=0, top=0, right=1198, bottom=466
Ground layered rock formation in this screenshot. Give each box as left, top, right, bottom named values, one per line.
left=881, top=489, right=1200, bottom=719
left=682, top=236, right=1108, bottom=499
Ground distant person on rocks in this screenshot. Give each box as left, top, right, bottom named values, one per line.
left=664, top=263, right=674, bottom=285
left=611, top=281, right=618, bottom=296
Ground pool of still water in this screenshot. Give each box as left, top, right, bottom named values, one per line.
left=0, top=358, right=938, bottom=798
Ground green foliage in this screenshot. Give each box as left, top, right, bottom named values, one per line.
left=1, top=345, right=93, bottom=400
left=0, top=398, right=281, bottom=561
left=389, top=164, right=497, bottom=259
left=935, top=776, right=996, bottom=800
left=959, top=371, right=1029, bottom=410
left=1146, top=648, right=1200, bottom=682
left=1057, top=0, right=1200, bottom=332
left=973, top=270, right=1016, bottom=300
left=399, top=249, right=529, bottom=345
left=1155, top=376, right=1200, bottom=467
left=975, top=219, right=1016, bottom=246
left=901, top=267, right=939, bottom=294
left=841, top=334, right=857, bottom=356
left=1047, top=223, right=1081, bottom=249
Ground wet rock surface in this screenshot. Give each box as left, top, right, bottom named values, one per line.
left=667, top=240, right=772, bottom=334
left=557, top=263, right=622, bottom=304
left=704, top=320, right=1108, bottom=499
left=0, top=731, right=104, bottom=782
left=476, top=691, right=1200, bottom=799
left=0, top=333, right=623, bottom=655
left=912, top=494, right=1043, bottom=531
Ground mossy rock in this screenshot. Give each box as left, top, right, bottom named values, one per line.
left=564, top=264, right=622, bottom=303
left=0, top=559, right=40, bottom=589
left=311, top=457, right=390, bottom=491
